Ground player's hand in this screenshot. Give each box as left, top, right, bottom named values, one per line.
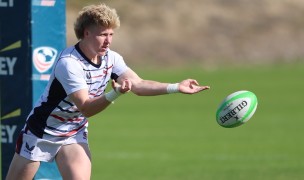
left=178, top=79, right=210, bottom=94
left=112, top=79, right=132, bottom=94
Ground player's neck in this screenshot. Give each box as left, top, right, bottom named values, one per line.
left=78, top=41, right=101, bottom=65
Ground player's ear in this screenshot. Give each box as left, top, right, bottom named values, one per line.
left=83, top=26, right=93, bottom=38
left=83, top=29, right=89, bottom=37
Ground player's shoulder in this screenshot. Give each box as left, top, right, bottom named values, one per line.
left=54, top=46, right=83, bottom=70
left=59, top=45, right=79, bottom=60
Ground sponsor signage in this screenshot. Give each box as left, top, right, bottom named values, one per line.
left=0, top=0, right=65, bottom=179
left=0, top=1, right=32, bottom=179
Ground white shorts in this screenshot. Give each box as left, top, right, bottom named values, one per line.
left=16, top=128, right=89, bottom=162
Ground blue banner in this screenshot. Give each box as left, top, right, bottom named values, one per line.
left=31, top=0, right=66, bottom=179
left=0, top=0, right=66, bottom=179
left=0, top=0, right=32, bottom=179
left=31, top=0, right=66, bottom=102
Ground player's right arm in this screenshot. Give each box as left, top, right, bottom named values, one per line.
left=69, top=79, right=131, bottom=117
left=55, top=57, right=131, bottom=117
left=69, top=89, right=111, bottom=117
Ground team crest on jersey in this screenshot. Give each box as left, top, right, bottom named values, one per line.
left=86, top=72, right=91, bottom=79
left=33, top=46, right=58, bottom=73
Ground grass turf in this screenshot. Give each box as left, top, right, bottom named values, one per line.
left=88, top=63, right=304, bottom=180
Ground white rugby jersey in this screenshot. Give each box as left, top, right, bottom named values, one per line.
left=26, top=43, right=128, bottom=138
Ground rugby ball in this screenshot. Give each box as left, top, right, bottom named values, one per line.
left=216, top=90, right=258, bottom=128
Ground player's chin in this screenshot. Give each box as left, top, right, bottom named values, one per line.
left=97, top=50, right=107, bottom=56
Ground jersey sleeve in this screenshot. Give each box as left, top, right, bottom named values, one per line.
left=54, top=58, right=88, bottom=95
left=110, top=51, right=129, bottom=80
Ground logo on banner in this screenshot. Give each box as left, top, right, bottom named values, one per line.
left=1, top=108, right=20, bottom=143
left=0, top=40, right=20, bottom=76
left=32, top=0, right=56, bottom=7
left=33, top=46, right=57, bottom=73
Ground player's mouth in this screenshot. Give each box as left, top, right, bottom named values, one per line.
left=101, top=45, right=109, bottom=50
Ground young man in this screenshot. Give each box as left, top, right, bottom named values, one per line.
left=6, top=3, right=210, bottom=180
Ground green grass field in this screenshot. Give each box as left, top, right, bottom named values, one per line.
left=88, top=63, right=304, bottom=180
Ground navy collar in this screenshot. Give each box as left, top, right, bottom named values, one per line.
left=75, top=42, right=107, bottom=68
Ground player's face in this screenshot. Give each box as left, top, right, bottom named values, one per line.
left=85, top=25, right=114, bottom=56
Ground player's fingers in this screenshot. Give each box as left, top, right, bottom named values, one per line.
left=111, top=79, right=116, bottom=89
left=121, top=80, right=126, bottom=89
left=125, top=79, right=131, bottom=90
left=188, top=79, right=199, bottom=89
left=190, top=79, right=199, bottom=85
left=185, top=79, right=198, bottom=88
left=120, top=79, right=131, bottom=93
left=199, top=86, right=210, bottom=91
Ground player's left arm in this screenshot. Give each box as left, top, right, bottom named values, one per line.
left=116, top=68, right=210, bottom=96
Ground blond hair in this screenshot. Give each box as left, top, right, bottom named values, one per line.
left=74, top=3, right=120, bottom=40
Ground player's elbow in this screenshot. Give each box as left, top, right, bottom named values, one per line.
left=77, top=99, right=108, bottom=118
left=76, top=102, right=97, bottom=118
left=78, top=107, right=93, bottom=118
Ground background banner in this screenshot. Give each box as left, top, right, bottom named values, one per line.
left=0, top=0, right=66, bottom=179
left=0, top=0, right=32, bottom=179
left=31, top=0, right=66, bottom=102
left=31, top=0, right=66, bottom=179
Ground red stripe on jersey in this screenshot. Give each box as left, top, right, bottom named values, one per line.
left=104, top=65, right=113, bottom=74
left=50, top=114, right=65, bottom=121
left=59, top=120, right=88, bottom=137
left=50, top=114, right=84, bottom=122
left=91, top=74, right=104, bottom=78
